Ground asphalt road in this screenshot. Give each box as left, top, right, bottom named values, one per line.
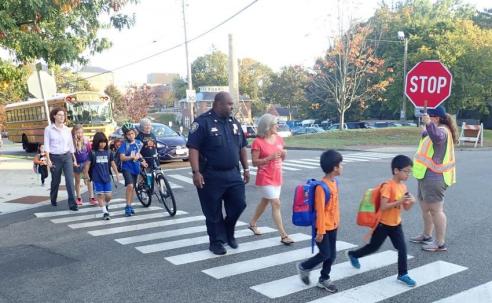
left=1, top=148, right=491, bottom=303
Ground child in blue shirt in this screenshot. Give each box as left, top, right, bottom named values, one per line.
left=86, top=132, right=119, bottom=220
left=118, top=123, right=147, bottom=216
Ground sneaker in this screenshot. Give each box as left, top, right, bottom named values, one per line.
left=209, top=242, right=227, bottom=255
left=130, top=206, right=135, bottom=215
left=397, top=274, right=416, bottom=287
left=346, top=251, right=361, bottom=269
left=296, top=262, right=310, bottom=285
left=89, top=197, right=97, bottom=206
left=409, top=234, right=433, bottom=244
left=76, top=198, right=83, bottom=206
left=103, top=213, right=111, bottom=220
left=422, top=242, right=447, bottom=252
left=124, top=206, right=132, bottom=217
left=317, top=279, right=338, bottom=293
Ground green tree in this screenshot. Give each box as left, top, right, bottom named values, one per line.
left=0, top=0, right=137, bottom=65
left=53, top=65, right=92, bottom=93
left=172, top=77, right=187, bottom=101
left=265, top=65, right=310, bottom=119
left=238, top=58, right=273, bottom=116
left=104, top=84, right=126, bottom=123
left=191, top=50, right=228, bottom=88
left=0, top=60, right=29, bottom=104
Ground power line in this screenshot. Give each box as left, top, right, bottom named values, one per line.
left=68, top=0, right=259, bottom=86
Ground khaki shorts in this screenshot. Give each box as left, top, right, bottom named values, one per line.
left=418, top=178, right=447, bottom=203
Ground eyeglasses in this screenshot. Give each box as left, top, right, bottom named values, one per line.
left=400, top=169, right=412, bottom=174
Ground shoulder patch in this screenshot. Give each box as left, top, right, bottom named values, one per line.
left=190, top=122, right=199, bottom=134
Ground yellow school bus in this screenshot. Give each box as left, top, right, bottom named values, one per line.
left=5, top=91, right=116, bottom=152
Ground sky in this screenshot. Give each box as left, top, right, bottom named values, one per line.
left=57, top=0, right=492, bottom=87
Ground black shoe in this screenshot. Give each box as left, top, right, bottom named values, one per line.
left=209, top=242, right=227, bottom=255
left=103, top=213, right=111, bottom=220
left=69, top=206, right=79, bottom=211
left=227, top=236, right=238, bottom=249
left=51, top=202, right=57, bottom=207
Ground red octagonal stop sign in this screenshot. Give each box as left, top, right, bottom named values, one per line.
left=405, top=60, right=453, bottom=109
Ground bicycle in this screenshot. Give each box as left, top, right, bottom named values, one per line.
left=135, top=155, right=177, bottom=216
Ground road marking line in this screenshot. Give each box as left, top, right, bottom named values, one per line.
left=282, top=162, right=318, bottom=169
left=167, top=174, right=194, bottom=184
left=68, top=210, right=187, bottom=229
left=306, top=261, right=467, bottom=303
left=136, top=227, right=276, bottom=254
left=341, top=157, right=370, bottom=162
left=165, top=233, right=311, bottom=265
left=115, top=222, right=247, bottom=245
left=286, top=160, right=321, bottom=167
left=350, top=152, right=394, bottom=158
left=203, top=241, right=356, bottom=279
left=51, top=206, right=161, bottom=223
left=34, top=199, right=126, bottom=218
left=88, top=215, right=205, bottom=236
left=433, top=281, right=492, bottom=303
left=282, top=166, right=300, bottom=171
left=251, top=250, right=413, bottom=299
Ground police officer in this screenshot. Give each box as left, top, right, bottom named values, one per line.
left=186, top=92, right=250, bottom=255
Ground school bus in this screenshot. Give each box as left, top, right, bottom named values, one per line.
left=5, top=91, right=116, bottom=152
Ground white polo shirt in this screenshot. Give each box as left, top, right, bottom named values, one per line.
left=44, top=123, right=75, bottom=155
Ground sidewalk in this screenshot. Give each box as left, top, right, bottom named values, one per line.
left=0, top=156, right=87, bottom=215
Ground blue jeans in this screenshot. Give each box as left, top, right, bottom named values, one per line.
left=301, top=229, right=337, bottom=281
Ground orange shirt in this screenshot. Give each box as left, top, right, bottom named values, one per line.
left=315, top=177, right=340, bottom=234
left=379, top=179, right=407, bottom=226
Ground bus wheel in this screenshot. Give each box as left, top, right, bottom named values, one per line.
left=22, top=135, right=37, bottom=152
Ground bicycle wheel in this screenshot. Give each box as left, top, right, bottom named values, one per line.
left=155, top=174, right=176, bottom=216
left=136, top=174, right=152, bottom=207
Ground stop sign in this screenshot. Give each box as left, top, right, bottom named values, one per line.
left=405, top=60, right=452, bottom=109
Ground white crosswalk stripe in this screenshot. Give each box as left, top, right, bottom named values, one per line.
left=67, top=210, right=187, bottom=229
left=306, top=261, right=467, bottom=303
left=165, top=233, right=311, bottom=265
left=285, top=160, right=320, bottom=167
left=251, top=250, right=413, bottom=298
left=88, top=215, right=205, bottom=236
left=136, top=227, right=276, bottom=254
left=433, top=281, right=492, bottom=303
left=167, top=174, right=194, bottom=184
left=283, top=162, right=319, bottom=169
left=203, top=241, right=356, bottom=279
left=115, top=222, right=247, bottom=245
left=51, top=206, right=162, bottom=223
left=34, top=199, right=126, bottom=218
left=118, top=178, right=183, bottom=189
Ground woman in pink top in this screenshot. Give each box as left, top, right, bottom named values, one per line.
left=249, top=114, right=294, bottom=245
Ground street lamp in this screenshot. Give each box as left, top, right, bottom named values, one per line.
left=398, top=31, right=409, bottom=121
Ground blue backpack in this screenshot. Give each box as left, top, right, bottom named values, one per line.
left=292, top=178, right=332, bottom=253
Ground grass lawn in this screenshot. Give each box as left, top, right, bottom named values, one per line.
left=283, top=127, right=492, bottom=149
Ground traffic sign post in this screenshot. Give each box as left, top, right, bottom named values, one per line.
left=405, top=60, right=453, bottom=114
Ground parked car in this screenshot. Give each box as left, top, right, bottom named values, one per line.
left=277, top=124, right=292, bottom=138
left=326, top=123, right=348, bottom=131
left=372, top=121, right=401, bottom=128
left=109, top=123, right=189, bottom=162
left=241, top=124, right=257, bottom=138
left=292, top=126, right=325, bottom=135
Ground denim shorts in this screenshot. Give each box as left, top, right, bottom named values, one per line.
left=93, top=182, right=112, bottom=194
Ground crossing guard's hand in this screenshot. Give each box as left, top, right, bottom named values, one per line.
left=243, top=170, right=250, bottom=184
left=193, top=171, right=205, bottom=189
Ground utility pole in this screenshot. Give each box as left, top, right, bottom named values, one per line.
left=228, top=34, right=240, bottom=121
left=182, top=0, right=194, bottom=126
left=36, top=62, right=50, bottom=125
left=400, top=36, right=408, bottom=121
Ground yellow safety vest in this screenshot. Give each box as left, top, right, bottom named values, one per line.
left=413, top=126, right=456, bottom=186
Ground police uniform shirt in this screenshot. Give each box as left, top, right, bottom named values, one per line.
left=186, top=110, right=247, bottom=170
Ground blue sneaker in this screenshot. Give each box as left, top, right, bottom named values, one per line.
left=346, top=251, right=360, bottom=269
left=130, top=206, right=135, bottom=215
left=397, top=274, right=416, bottom=287
left=124, top=206, right=132, bottom=217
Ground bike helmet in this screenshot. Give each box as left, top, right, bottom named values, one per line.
left=121, top=121, right=136, bottom=135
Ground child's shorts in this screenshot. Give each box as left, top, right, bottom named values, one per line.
left=122, top=170, right=139, bottom=188
left=74, top=160, right=89, bottom=174
left=93, top=182, right=112, bottom=195
left=258, top=185, right=281, bottom=199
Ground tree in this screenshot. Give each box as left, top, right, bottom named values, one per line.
left=104, top=84, right=125, bottom=123
left=0, top=60, right=29, bottom=104
left=238, top=58, right=273, bottom=116
left=0, top=0, right=137, bottom=65
left=191, top=50, right=228, bottom=88
left=123, top=84, right=154, bottom=122
left=308, top=24, right=389, bottom=128
left=265, top=65, right=310, bottom=119
left=172, top=77, right=187, bottom=101
left=53, top=65, right=92, bottom=93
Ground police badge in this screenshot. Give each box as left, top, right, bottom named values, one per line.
left=190, top=122, right=199, bottom=134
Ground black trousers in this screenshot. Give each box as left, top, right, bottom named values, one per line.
left=197, top=168, right=246, bottom=244
left=38, top=165, right=48, bottom=184
left=352, top=223, right=408, bottom=276
left=50, top=153, right=76, bottom=208
left=301, top=229, right=338, bottom=282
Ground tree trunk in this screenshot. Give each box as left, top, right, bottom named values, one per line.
left=340, top=108, right=345, bottom=130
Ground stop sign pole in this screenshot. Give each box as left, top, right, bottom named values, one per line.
left=405, top=60, right=453, bottom=115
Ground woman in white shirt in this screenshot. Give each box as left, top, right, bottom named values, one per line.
left=44, top=107, right=79, bottom=211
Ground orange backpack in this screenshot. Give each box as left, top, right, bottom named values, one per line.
left=356, top=183, right=385, bottom=229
